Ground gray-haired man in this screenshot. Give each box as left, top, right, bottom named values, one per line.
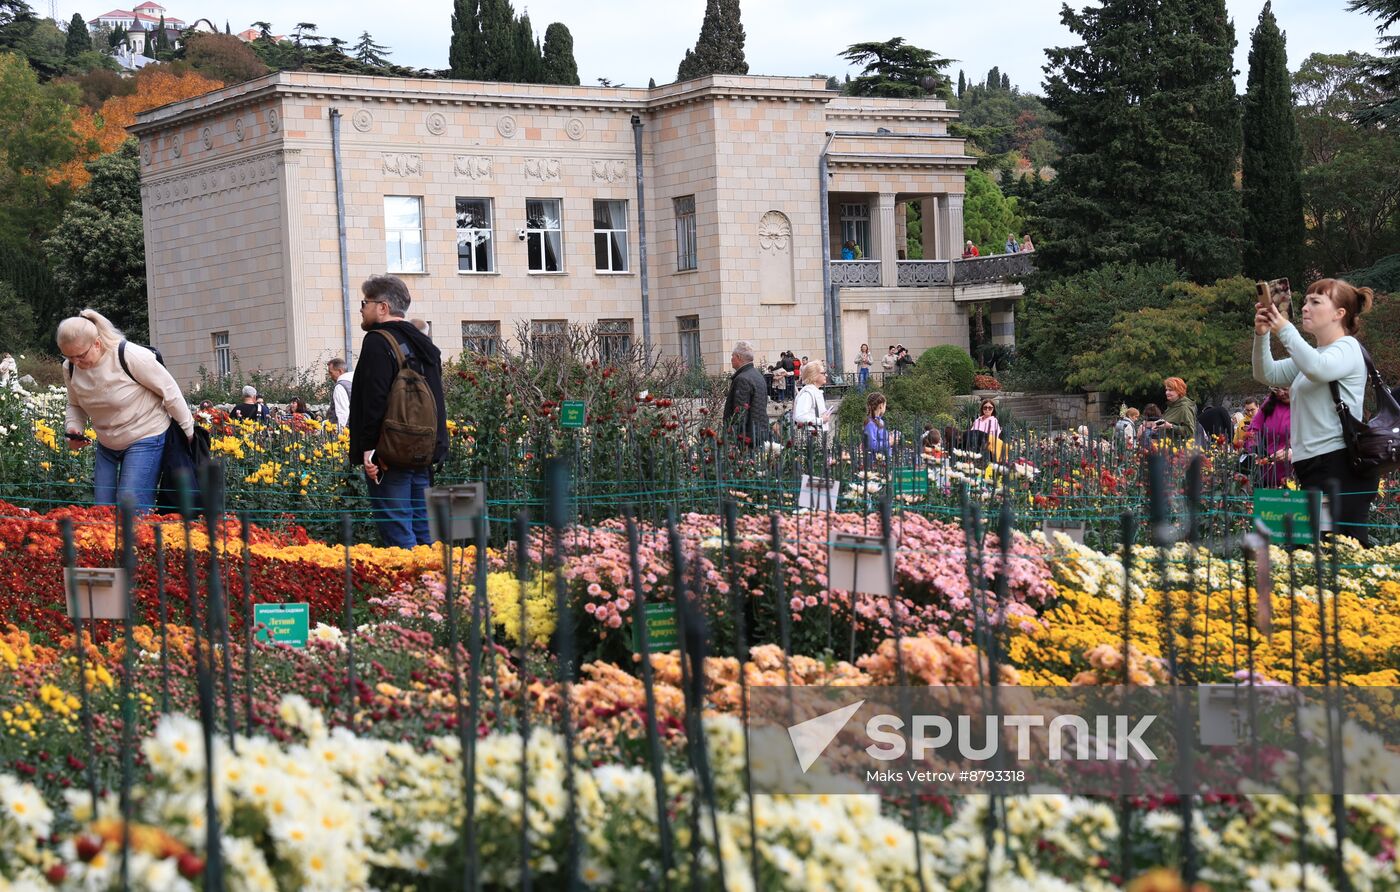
left=722, top=340, right=768, bottom=446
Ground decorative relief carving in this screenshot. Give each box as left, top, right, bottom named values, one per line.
left=565, top=117, right=585, bottom=140
left=267, top=109, right=280, bottom=132
left=171, top=135, right=181, bottom=158
left=426, top=112, right=447, bottom=135
left=496, top=114, right=517, bottom=138
left=352, top=109, right=374, bottom=132
left=141, top=151, right=285, bottom=210
left=757, top=211, right=792, bottom=252
left=234, top=117, right=245, bottom=142
left=141, top=143, right=151, bottom=166
left=454, top=155, right=492, bottom=181
left=523, top=157, right=561, bottom=182
left=590, top=160, right=626, bottom=183
left=201, top=127, right=212, bottom=150
left=382, top=153, right=422, bottom=177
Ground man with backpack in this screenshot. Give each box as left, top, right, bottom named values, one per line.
left=348, top=275, right=448, bottom=548
left=327, top=358, right=353, bottom=428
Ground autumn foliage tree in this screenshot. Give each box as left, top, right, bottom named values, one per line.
left=56, top=64, right=222, bottom=187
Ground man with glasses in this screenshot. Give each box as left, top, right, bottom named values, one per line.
left=347, top=275, right=448, bottom=548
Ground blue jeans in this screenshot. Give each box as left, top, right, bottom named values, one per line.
left=94, top=430, right=166, bottom=514
left=858, top=367, right=870, bottom=391
left=365, top=466, right=431, bottom=548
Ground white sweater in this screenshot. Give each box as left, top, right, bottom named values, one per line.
left=1252, top=326, right=1364, bottom=462
left=66, top=342, right=194, bottom=450
left=793, top=384, right=828, bottom=431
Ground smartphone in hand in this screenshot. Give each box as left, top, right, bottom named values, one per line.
left=1255, top=278, right=1290, bottom=309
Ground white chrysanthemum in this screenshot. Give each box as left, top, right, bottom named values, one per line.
left=0, top=774, right=53, bottom=838
left=146, top=714, right=206, bottom=776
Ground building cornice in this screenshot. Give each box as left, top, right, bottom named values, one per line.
left=130, top=72, right=951, bottom=136
left=826, top=152, right=978, bottom=170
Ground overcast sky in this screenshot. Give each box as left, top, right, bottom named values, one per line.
left=59, top=0, right=1390, bottom=91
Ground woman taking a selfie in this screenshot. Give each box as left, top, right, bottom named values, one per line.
left=59, top=309, right=194, bottom=513
left=1253, top=278, right=1379, bottom=545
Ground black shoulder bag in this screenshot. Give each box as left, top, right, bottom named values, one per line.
left=1328, top=343, right=1400, bottom=476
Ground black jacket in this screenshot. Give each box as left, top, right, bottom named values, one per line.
left=347, top=320, right=449, bottom=466
left=723, top=362, right=768, bottom=445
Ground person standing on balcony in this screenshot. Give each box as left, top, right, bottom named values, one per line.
left=722, top=341, right=767, bottom=448
left=1020, top=234, right=1035, bottom=252
left=841, top=240, right=856, bottom=261
left=855, top=343, right=873, bottom=391
left=1005, top=234, right=1019, bottom=254
left=962, top=240, right=980, bottom=259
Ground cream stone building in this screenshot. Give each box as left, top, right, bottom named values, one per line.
left=130, top=71, right=1028, bottom=387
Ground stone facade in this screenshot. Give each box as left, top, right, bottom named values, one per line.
left=131, top=72, right=1010, bottom=387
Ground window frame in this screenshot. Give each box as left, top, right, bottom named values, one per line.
left=384, top=195, right=425, bottom=273
left=678, top=315, right=701, bottom=371
left=530, top=319, right=568, bottom=356
left=212, top=331, right=231, bottom=379
left=592, top=199, right=630, bottom=273
left=596, top=318, right=634, bottom=363
left=455, top=197, right=495, bottom=274
left=461, top=320, right=501, bottom=357
left=525, top=198, right=564, bottom=273
left=839, top=202, right=871, bottom=258
left=674, top=195, right=697, bottom=272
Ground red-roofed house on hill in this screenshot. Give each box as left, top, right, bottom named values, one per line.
left=90, top=3, right=189, bottom=58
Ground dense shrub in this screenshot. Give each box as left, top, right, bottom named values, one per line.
left=917, top=344, right=977, bottom=394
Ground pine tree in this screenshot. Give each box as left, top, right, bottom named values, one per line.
left=513, top=12, right=541, bottom=82
left=540, top=22, right=579, bottom=85
left=352, top=31, right=391, bottom=68
left=475, top=0, right=518, bottom=81
left=448, top=0, right=480, bottom=78
left=1036, top=0, right=1242, bottom=282
left=64, top=13, right=90, bottom=58
left=1241, top=1, right=1304, bottom=283
left=676, top=0, right=747, bottom=81
left=840, top=38, right=952, bottom=98
left=957, top=69, right=965, bottom=97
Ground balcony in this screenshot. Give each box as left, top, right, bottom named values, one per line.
left=831, top=252, right=1035, bottom=288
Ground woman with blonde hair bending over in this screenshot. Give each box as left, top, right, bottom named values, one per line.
left=792, top=360, right=833, bottom=432
left=1254, top=278, right=1379, bottom=545
left=58, top=309, right=194, bottom=513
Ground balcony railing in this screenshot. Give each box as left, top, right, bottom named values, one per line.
left=833, top=252, right=1035, bottom=288
left=830, top=260, right=882, bottom=286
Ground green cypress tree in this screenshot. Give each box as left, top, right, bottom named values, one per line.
left=540, top=22, right=579, bottom=85
left=1037, top=0, right=1242, bottom=283
left=64, top=13, right=90, bottom=58
left=448, top=0, right=480, bottom=78
left=476, top=0, right=517, bottom=81
left=513, top=11, right=541, bottom=82
left=676, top=0, right=747, bottom=81
left=986, top=65, right=999, bottom=91
left=957, top=68, right=965, bottom=97
left=1241, top=0, right=1304, bottom=283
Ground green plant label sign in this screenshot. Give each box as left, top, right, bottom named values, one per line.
left=632, top=602, right=680, bottom=653
left=560, top=400, right=586, bottom=429
left=254, top=603, right=310, bottom=647
left=1253, top=489, right=1319, bottom=545
left=892, top=467, right=928, bottom=496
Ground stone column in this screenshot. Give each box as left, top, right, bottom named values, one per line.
left=941, top=193, right=965, bottom=261
left=989, top=301, right=1016, bottom=346
left=919, top=196, right=941, bottom=260
left=874, top=191, right=898, bottom=286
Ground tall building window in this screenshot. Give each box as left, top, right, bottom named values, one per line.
left=455, top=198, right=494, bottom=273
left=597, top=319, right=633, bottom=362
left=593, top=200, right=629, bottom=272
left=462, top=321, right=501, bottom=356
left=530, top=319, right=568, bottom=355
left=675, top=195, right=697, bottom=271
left=678, top=315, right=701, bottom=370
left=526, top=199, right=563, bottom=272
left=212, top=331, right=231, bottom=379
left=839, top=202, right=871, bottom=257
left=384, top=196, right=424, bottom=273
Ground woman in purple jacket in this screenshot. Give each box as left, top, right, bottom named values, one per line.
left=1248, top=386, right=1292, bottom=488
